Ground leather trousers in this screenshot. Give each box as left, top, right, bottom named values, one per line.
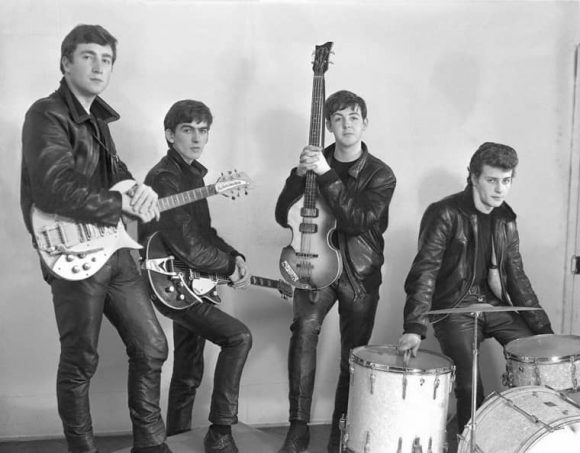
left=287, top=272, right=380, bottom=430
left=432, top=293, right=533, bottom=433
left=48, top=249, right=168, bottom=453
left=164, top=300, right=252, bottom=435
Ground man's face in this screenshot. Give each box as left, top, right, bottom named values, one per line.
left=471, top=164, right=514, bottom=213
left=166, top=120, right=209, bottom=164
left=325, top=105, right=368, bottom=150
left=62, top=43, right=114, bottom=98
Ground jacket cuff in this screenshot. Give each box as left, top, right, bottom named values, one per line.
left=533, top=323, right=554, bottom=335
left=403, top=323, right=427, bottom=340
left=317, top=169, right=339, bottom=187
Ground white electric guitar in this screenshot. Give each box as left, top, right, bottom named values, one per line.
left=31, top=171, right=252, bottom=281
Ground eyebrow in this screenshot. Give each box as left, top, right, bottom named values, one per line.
left=79, top=50, right=113, bottom=59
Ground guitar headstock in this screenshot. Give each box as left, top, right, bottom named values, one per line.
left=277, top=279, right=294, bottom=300
left=312, top=42, right=333, bottom=76
left=215, top=170, right=253, bottom=200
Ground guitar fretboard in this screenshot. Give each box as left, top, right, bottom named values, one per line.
left=158, top=185, right=218, bottom=212
left=304, top=73, right=326, bottom=210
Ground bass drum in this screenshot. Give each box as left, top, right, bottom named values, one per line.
left=504, top=334, right=580, bottom=391
left=343, top=345, right=454, bottom=453
left=458, top=386, right=580, bottom=452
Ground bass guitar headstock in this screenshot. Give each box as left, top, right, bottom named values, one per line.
left=312, top=42, right=334, bottom=76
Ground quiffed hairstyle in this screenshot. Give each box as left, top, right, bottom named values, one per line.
left=467, top=142, right=518, bottom=185
left=163, top=100, right=213, bottom=146
left=324, top=90, right=367, bottom=120
left=60, top=24, right=118, bottom=74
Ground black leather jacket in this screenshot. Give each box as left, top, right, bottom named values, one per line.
left=275, top=143, right=396, bottom=296
left=20, top=79, right=130, bottom=235
left=140, top=149, right=240, bottom=276
left=403, top=187, right=553, bottom=338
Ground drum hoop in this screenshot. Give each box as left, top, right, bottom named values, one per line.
left=350, top=345, right=454, bottom=374
left=504, top=352, right=580, bottom=364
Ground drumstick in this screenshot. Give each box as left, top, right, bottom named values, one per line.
left=403, top=349, right=411, bottom=367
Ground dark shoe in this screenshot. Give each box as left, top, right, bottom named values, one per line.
left=131, top=443, right=172, bottom=453
left=203, top=429, right=239, bottom=453
left=277, top=424, right=310, bottom=453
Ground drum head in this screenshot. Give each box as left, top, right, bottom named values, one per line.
left=351, top=344, right=453, bottom=374
left=505, top=334, right=580, bottom=362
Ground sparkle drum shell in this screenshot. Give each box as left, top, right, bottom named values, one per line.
left=504, top=334, right=580, bottom=391
left=344, top=345, right=455, bottom=453
left=458, top=386, right=580, bottom=452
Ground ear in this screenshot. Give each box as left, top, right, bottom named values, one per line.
left=325, top=119, right=332, bottom=133
left=165, top=129, right=175, bottom=144
left=61, top=56, right=71, bottom=74
left=362, top=117, right=369, bottom=131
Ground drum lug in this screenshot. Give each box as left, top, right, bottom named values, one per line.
left=571, top=357, right=578, bottom=391
left=533, top=359, right=541, bottom=386
left=402, top=371, right=408, bottom=400
left=412, top=437, right=423, bottom=452
left=433, top=375, right=440, bottom=400
left=369, top=366, right=376, bottom=395
left=364, top=431, right=371, bottom=453
left=339, top=414, right=348, bottom=453
left=396, top=437, right=402, bottom=453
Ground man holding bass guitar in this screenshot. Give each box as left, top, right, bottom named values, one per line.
left=20, top=24, right=171, bottom=453
left=275, top=90, right=397, bottom=453
left=139, top=100, right=252, bottom=453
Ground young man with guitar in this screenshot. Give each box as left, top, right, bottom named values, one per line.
left=275, top=90, right=397, bottom=453
left=20, top=25, right=171, bottom=453
left=139, top=100, right=252, bottom=453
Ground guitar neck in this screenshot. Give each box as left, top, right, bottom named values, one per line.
left=158, top=185, right=218, bottom=212
left=250, top=276, right=280, bottom=289
left=195, top=272, right=279, bottom=290
left=304, top=71, right=326, bottom=206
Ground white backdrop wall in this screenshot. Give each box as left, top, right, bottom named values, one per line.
left=0, top=0, right=578, bottom=440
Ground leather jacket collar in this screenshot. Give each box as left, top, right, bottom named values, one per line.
left=324, top=142, right=369, bottom=178
left=58, top=78, right=120, bottom=125
left=166, top=147, right=209, bottom=178
left=455, top=185, right=516, bottom=222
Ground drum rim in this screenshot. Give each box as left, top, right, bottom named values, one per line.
left=504, top=334, right=580, bottom=363
left=350, top=344, right=454, bottom=374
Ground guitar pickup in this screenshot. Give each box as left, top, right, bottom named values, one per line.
left=296, top=252, right=319, bottom=258
left=300, top=207, right=319, bottom=218
left=299, top=223, right=318, bottom=234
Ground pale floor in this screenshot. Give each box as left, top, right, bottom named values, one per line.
left=0, top=421, right=460, bottom=453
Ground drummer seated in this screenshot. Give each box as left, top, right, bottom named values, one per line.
left=397, top=142, right=554, bottom=433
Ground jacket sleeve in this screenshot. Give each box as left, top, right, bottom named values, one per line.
left=403, top=203, right=453, bottom=338
left=275, top=168, right=306, bottom=227
left=504, top=222, right=553, bottom=334
left=22, top=103, right=122, bottom=226
left=149, top=170, right=237, bottom=275
left=317, top=166, right=396, bottom=235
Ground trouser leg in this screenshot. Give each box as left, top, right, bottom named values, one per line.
left=287, top=287, right=337, bottom=422
left=329, top=280, right=380, bottom=448
left=167, top=301, right=252, bottom=428
left=104, top=250, right=168, bottom=448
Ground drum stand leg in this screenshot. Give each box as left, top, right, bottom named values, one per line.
left=468, top=311, right=481, bottom=453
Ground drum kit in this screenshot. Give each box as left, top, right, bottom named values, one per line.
left=339, top=304, right=580, bottom=453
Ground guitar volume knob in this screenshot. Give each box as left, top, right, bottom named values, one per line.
left=66, top=255, right=75, bottom=262
left=178, top=294, right=185, bottom=301
left=72, top=266, right=80, bottom=273
left=166, top=286, right=175, bottom=293
left=82, top=263, right=91, bottom=270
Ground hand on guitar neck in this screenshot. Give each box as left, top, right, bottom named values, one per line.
left=229, top=255, right=251, bottom=289
left=296, top=145, right=331, bottom=177
left=121, top=182, right=160, bottom=223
